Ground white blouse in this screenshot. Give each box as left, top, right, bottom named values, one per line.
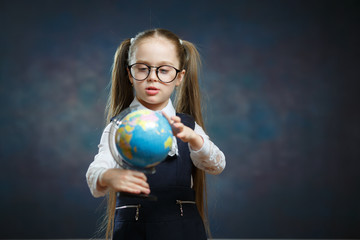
left=86, top=98, right=226, bottom=197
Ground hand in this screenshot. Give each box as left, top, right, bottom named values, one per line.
left=162, top=111, right=204, bottom=151
left=99, top=168, right=150, bottom=195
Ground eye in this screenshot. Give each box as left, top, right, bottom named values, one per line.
left=134, top=65, right=148, bottom=72
left=158, top=66, right=172, bottom=74
left=159, top=69, right=169, bottom=74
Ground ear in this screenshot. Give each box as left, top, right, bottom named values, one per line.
left=175, top=69, right=185, bottom=87
left=127, top=68, right=133, bottom=85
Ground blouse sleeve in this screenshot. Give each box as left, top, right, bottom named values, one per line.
left=86, top=124, right=118, bottom=198
left=189, top=123, right=226, bottom=175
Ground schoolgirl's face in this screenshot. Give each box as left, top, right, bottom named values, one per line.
left=128, top=37, right=185, bottom=111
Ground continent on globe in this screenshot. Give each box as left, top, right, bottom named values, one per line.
left=115, top=109, right=173, bottom=168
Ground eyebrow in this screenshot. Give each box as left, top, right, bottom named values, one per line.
left=136, top=60, right=177, bottom=67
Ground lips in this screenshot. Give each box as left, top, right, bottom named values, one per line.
left=145, top=86, right=160, bottom=95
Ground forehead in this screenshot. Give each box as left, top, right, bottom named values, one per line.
left=132, top=37, right=179, bottom=66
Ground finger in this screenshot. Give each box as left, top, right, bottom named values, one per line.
left=175, top=125, right=190, bottom=140
left=127, top=181, right=150, bottom=194
left=129, top=170, right=148, bottom=181
left=172, top=122, right=184, bottom=132
left=118, top=176, right=150, bottom=190
left=176, top=131, right=186, bottom=139
left=121, top=184, right=150, bottom=195
left=171, top=122, right=183, bottom=136
left=162, top=111, right=172, bottom=123
left=172, top=122, right=183, bottom=129
left=130, top=176, right=150, bottom=189
left=128, top=181, right=150, bottom=192
left=171, top=116, right=181, bottom=123
left=122, top=172, right=149, bottom=188
left=122, top=169, right=148, bottom=183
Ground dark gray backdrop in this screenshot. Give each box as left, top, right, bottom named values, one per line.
left=1, top=0, right=359, bottom=238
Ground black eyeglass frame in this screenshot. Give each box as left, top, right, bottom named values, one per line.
left=128, top=63, right=182, bottom=83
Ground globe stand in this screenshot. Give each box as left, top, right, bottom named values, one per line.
left=108, top=108, right=171, bottom=202
left=117, top=191, right=158, bottom=201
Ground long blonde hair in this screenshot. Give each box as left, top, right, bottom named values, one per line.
left=102, top=29, right=209, bottom=239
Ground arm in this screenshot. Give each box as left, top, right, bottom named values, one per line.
left=190, top=124, right=226, bottom=175
left=86, top=124, right=150, bottom=197
left=162, top=112, right=226, bottom=175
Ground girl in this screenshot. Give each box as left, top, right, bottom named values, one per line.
left=86, top=29, right=225, bottom=240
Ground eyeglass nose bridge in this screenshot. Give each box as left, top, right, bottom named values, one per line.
left=141, top=65, right=159, bottom=81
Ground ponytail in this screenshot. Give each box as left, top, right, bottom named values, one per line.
left=175, top=40, right=204, bottom=127
left=103, top=38, right=133, bottom=240
left=105, top=38, right=133, bottom=123
left=175, top=40, right=210, bottom=238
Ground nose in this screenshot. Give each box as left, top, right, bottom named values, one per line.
left=147, top=67, right=159, bottom=82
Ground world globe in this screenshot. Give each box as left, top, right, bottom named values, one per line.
left=115, top=109, right=173, bottom=169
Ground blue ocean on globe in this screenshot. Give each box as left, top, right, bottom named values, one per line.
left=115, top=109, right=173, bottom=168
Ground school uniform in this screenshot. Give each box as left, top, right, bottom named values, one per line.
left=86, top=98, right=226, bottom=239
left=113, top=113, right=207, bottom=240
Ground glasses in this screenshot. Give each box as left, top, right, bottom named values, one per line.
left=128, top=63, right=181, bottom=83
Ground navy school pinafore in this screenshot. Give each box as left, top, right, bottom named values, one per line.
left=113, top=113, right=207, bottom=240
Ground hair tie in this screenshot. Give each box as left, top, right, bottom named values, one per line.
left=179, top=39, right=183, bottom=45
left=130, top=38, right=135, bottom=44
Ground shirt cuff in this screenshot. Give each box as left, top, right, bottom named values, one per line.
left=188, top=136, right=210, bottom=156
left=89, top=167, right=109, bottom=198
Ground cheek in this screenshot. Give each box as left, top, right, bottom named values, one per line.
left=132, top=82, right=142, bottom=91
left=130, top=81, right=140, bottom=91
left=166, top=84, right=177, bottom=94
